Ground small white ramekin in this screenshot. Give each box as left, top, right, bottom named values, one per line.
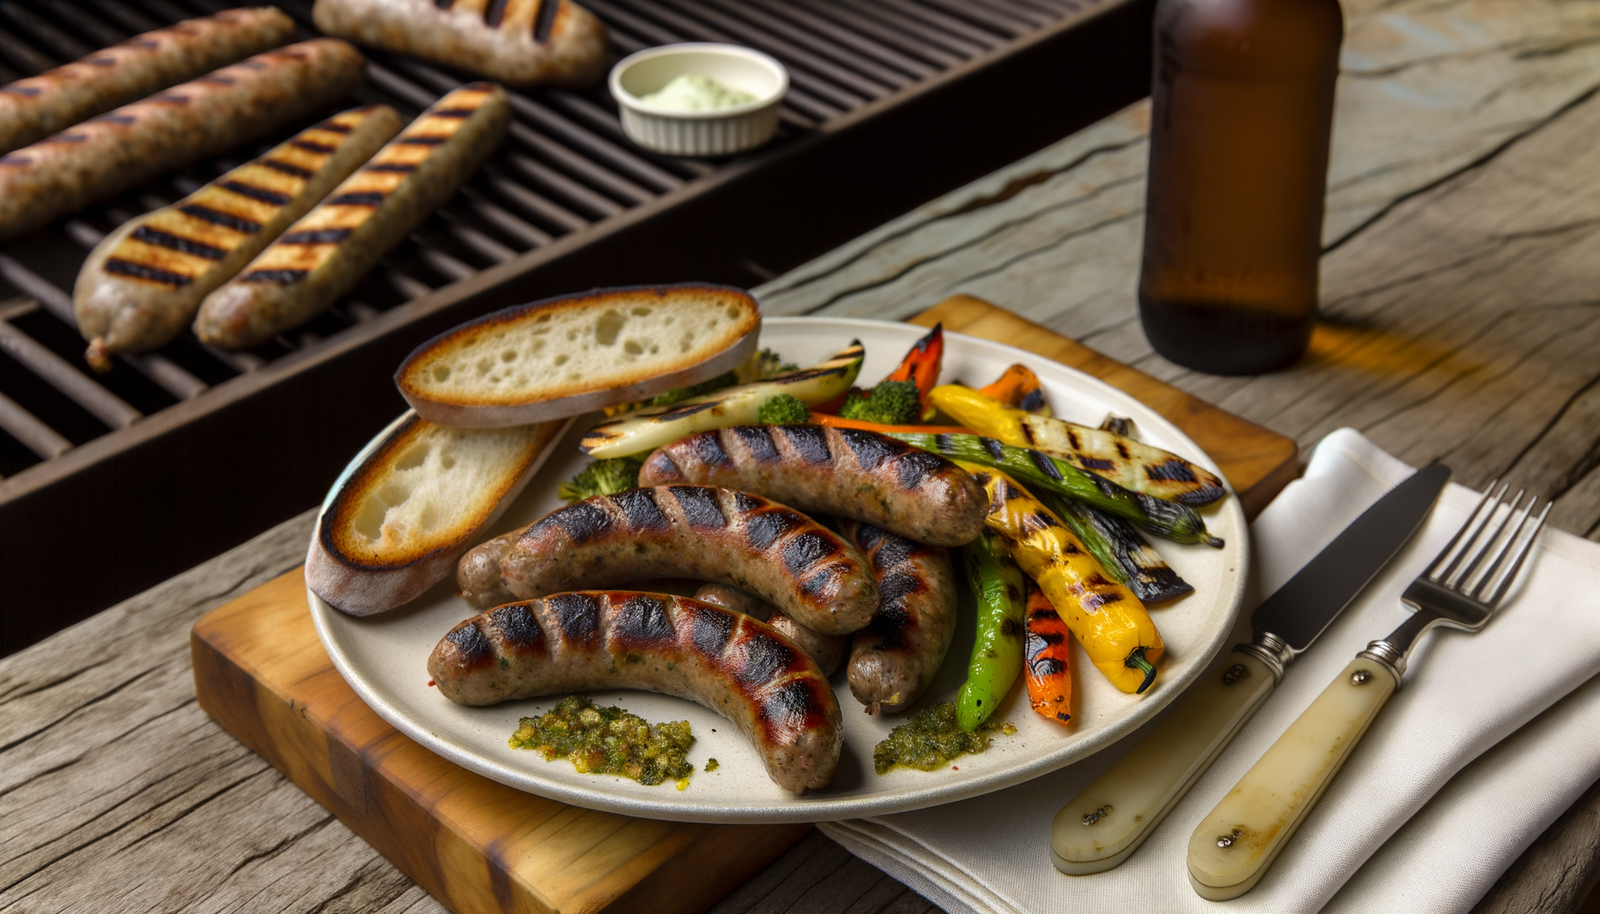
left=610, top=43, right=789, bottom=157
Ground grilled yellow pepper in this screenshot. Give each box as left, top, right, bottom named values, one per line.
left=961, top=462, right=1163, bottom=694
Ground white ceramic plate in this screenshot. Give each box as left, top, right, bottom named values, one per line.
left=309, top=317, right=1249, bottom=823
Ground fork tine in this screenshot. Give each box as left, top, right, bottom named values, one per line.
left=1452, top=488, right=1525, bottom=590
left=1484, top=500, right=1552, bottom=606
left=1429, top=480, right=1505, bottom=580
left=1437, top=482, right=1508, bottom=585
left=1469, top=492, right=1538, bottom=600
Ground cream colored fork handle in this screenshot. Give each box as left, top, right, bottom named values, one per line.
left=1187, top=657, right=1398, bottom=900
left=1051, top=650, right=1278, bottom=875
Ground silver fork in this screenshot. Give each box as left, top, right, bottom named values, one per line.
left=1186, top=479, right=1552, bottom=901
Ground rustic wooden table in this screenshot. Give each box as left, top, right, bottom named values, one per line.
left=7, top=0, right=1600, bottom=911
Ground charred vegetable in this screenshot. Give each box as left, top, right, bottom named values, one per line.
left=580, top=342, right=864, bottom=458
left=927, top=385, right=1226, bottom=506
left=559, top=453, right=647, bottom=502
left=967, top=464, right=1163, bottom=694
left=957, top=527, right=1028, bottom=732
left=1044, top=494, right=1193, bottom=604
left=978, top=363, right=1051, bottom=416
left=886, top=432, right=1223, bottom=548
left=1022, top=579, right=1072, bottom=725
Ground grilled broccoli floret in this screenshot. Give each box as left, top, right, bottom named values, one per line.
left=757, top=394, right=812, bottom=425
left=838, top=379, right=921, bottom=425
left=559, top=454, right=647, bottom=503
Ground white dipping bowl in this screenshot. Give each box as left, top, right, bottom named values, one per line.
left=610, top=43, right=788, bottom=156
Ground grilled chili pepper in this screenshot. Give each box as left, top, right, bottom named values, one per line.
left=926, top=385, right=1226, bottom=506
left=886, top=322, right=944, bottom=399
left=1044, top=493, right=1194, bottom=604
left=885, top=431, right=1223, bottom=548
left=957, top=526, right=1028, bottom=732
left=964, top=463, right=1164, bottom=694
left=1022, top=579, right=1072, bottom=725
left=978, top=363, right=1051, bottom=415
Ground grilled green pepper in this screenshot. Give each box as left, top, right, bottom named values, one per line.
left=957, top=527, right=1028, bottom=732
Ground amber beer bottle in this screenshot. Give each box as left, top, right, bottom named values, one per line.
left=1138, top=0, right=1343, bottom=374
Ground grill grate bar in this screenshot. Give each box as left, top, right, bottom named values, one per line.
left=0, top=389, right=71, bottom=459
left=506, top=122, right=653, bottom=207
left=22, top=1, right=128, bottom=48
left=746, top=0, right=940, bottom=79
left=0, top=320, right=141, bottom=429
left=542, top=91, right=714, bottom=179
left=0, top=2, right=95, bottom=60
left=480, top=170, right=591, bottom=234
left=697, top=0, right=918, bottom=88
left=455, top=187, right=554, bottom=248
left=0, top=27, right=52, bottom=76
left=838, top=0, right=1000, bottom=54
left=502, top=150, right=624, bottom=219
left=87, top=0, right=161, bottom=33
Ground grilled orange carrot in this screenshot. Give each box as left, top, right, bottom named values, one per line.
left=1023, top=578, right=1072, bottom=725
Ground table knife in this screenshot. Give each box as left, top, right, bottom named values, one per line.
left=1050, top=463, right=1451, bottom=876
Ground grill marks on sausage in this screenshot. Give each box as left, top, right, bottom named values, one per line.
left=180, top=203, right=260, bottom=233
left=104, top=259, right=191, bottom=286
left=669, top=485, right=726, bottom=530
left=489, top=603, right=545, bottom=653
left=445, top=621, right=494, bottom=668
left=220, top=180, right=291, bottom=205
left=327, top=191, right=385, bottom=206
left=541, top=500, right=613, bottom=544
left=744, top=507, right=799, bottom=553
left=838, top=428, right=897, bottom=470
left=731, top=425, right=778, bottom=462
left=611, top=487, right=670, bottom=532
left=546, top=592, right=599, bottom=643
left=782, top=532, right=836, bottom=576
left=279, top=228, right=353, bottom=244
left=614, top=594, right=675, bottom=645
left=241, top=268, right=307, bottom=284
left=896, top=450, right=946, bottom=490
left=130, top=226, right=226, bottom=260
left=484, top=0, right=512, bottom=28
left=782, top=425, right=832, bottom=464
left=289, top=138, right=337, bottom=154
left=534, top=0, right=562, bottom=42
left=261, top=158, right=315, bottom=179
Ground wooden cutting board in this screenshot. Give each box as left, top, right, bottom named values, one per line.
left=191, top=295, right=1296, bottom=914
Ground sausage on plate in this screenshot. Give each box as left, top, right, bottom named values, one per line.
left=0, top=7, right=296, bottom=155
left=692, top=582, right=848, bottom=676
left=428, top=591, right=844, bottom=793
left=193, top=82, right=511, bottom=349
left=839, top=518, right=959, bottom=715
left=638, top=426, right=989, bottom=547
left=0, top=38, right=366, bottom=242
left=74, top=105, right=401, bottom=368
left=313, top=0, right=607, bottom=89
left=456, top=485, right=880, bottom=635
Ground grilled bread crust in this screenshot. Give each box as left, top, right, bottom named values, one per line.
left=313, top=0, right=607, bottom=89
left=395, top=283, right=762, bottom=428
left=308, top=411, right=564, bottom=616
left=0, top=7, right=296, bottom=155
left=74, top=105, right=401, bottom=367
left=0, top=38, right=366, bottom=242
left=194, top=82, right=511, bottom=349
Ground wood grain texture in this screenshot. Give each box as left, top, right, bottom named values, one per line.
left=191, top=570, right=808, bottom=914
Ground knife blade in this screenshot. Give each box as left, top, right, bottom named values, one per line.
left=1050, top=463, right=1451, bottom=875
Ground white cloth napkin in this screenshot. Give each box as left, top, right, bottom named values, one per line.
left=820, top=429, right=1600, bottom=914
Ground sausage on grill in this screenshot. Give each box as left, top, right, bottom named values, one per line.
left=313, top=0, right=606, bottom=89
left=0, top=38, right=367, bottom=241
left=692, top=583, right=847, bottom=676
left=456, top=486, right=879, bottom=635
left=194, top=82, right=511, bottom=349
left=638, top=426, right=989, bottom=547
left=429, top=591, right=843, bottom=793
left=74, top=105, right=400, bottom=368
left=0, top=7, right=295, bottom=155
left=839, top=518, right=959, bottom=715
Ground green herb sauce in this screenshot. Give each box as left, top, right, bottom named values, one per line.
left=640, top=74, right=757, bottom=111
left=510, top=695, right=695, bottom=787
left=872, top=701, right=1015, bottom=775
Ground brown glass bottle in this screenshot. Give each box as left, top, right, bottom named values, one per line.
left=1138, top=0, right=1343, bottom=374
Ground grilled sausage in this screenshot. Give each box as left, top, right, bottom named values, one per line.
left=839, top=518, right=959, bottom=715
left=0, top=7, right=295, bottom=155
left=456, top=486, right=879, bottom=635
left=429, top=591, right=843, bottom=792
left=194, top=82, right=510, bottom=349
left=0, top=39, right=366, bottom=242
left=638, top=426, right=989, bottom=547
left=74, top=105, right=400, bottom=368
left=313, top=0, right=606, bottom=89
left=692, top=583, right=847, bottom=676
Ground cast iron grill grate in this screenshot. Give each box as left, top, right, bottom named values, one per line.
left=0, top=0, right=1094, bottom=483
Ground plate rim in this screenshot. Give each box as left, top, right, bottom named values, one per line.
left=309, top=315, right=1250, bottom=823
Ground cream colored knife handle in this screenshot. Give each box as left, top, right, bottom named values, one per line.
left=1187, top=657, right=1397, bottom=900
left=1051, top=650, right=1278, bottom=875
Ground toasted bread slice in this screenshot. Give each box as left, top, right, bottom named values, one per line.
left=308, top=412, right=563, bottom=616
left=395, top=283, right=762, bottom=428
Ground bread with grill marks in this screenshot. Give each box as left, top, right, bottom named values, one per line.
left=74, top=105, right=400, bottom=369
left=194, top=82, right=511, bottom=349
left=308, top=410, right=564, bottom=616
left=312, top=0, right=607, bottom=89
